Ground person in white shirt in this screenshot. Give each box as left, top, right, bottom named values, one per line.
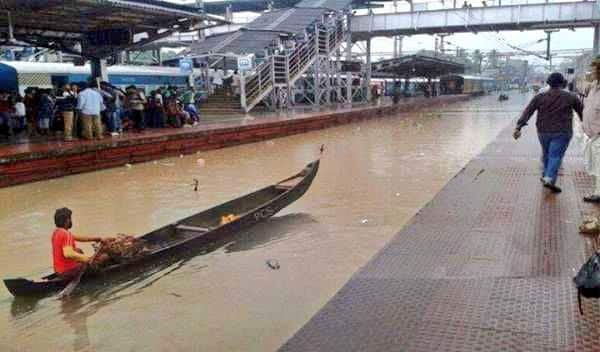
left=77, top=80, right=106, bottom=140
left=583, top=57, right=600, bottom=202
left=13, top=95, right=25, bottom=129
left=232, top=70, right=241, bottom=96
left=212, top=69, right=224, bottom=90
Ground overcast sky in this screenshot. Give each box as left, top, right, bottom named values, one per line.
left=166, top=0, right=593, bottom=67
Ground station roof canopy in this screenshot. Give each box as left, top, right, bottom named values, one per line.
left=183, top=30, right=285, bottom=57
left=0, top=0, right=227, bottom=58
left=181, top=7, right=327, bottom=57
left=372, top=55, right=465, bottom=78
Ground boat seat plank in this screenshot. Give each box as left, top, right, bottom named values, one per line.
left=275, top=185, right=294, bottom=190
left=175, top=224, right=210, bottom=233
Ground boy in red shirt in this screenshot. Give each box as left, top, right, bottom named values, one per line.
left=52, top=208, right=108, bottom=278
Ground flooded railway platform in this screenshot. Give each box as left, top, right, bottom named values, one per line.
left=0, top=96, right=468, bottom=188
left=281, top=96, right=600, bottom=351
left=2, top=92, right=531, bottom=351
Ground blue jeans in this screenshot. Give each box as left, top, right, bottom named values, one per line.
left=538, top=132, right=572, bottom=184
left=185, top=104, right=199, bottom=122
left=108, top=108, right=122, bottom=132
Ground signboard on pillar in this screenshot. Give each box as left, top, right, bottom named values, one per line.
left=83, top=28, right=132, bottom=57
left=85, top=28, right=132, bottom=46
left=179, top=58, right=193, bottom=74
left=237, top=55, right=253, bottom=73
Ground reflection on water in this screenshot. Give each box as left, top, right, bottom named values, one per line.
left=0, top=93, right=529, bottom=351
left=224, top=213, right=317, bottom=253
left=10, top=297, right=40, bottom=320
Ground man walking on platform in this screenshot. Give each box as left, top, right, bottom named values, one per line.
left=513, top=72, right=584, bottom=193
left=582, top=58, right=600, bottom=202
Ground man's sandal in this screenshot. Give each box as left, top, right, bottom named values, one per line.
left=584, top=195, right=600, bottom=203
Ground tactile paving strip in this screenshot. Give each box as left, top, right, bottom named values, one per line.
left=279, top=126, right=600, bottom=351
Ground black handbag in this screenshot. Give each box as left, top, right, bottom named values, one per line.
left=574, top=252, right=600, bottom=315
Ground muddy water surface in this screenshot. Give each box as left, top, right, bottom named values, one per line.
left=0, top=93, right=529, bottom=351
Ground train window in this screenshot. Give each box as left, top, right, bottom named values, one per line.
left=51, top=75, right=69, bottom=88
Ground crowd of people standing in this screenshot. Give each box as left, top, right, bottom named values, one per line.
left=0, top=81, right=201, bottom=142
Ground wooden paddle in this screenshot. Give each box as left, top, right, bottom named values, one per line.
left=57, top=244, right=104, bottom=299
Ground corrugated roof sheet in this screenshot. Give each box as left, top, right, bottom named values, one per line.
left=186, top=30, right=283, bottom=55
left=372, top=55, right=465, bottom=78
left=183, top=0, right=349, bottom=57
left=296, top=0, right=353, bottom=10
left=246, top=8, right=326, bottom=34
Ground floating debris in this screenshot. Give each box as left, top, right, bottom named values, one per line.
left=196, top=158, right=206, bottom=167
left=266, top=259, right=280, bottom=270
left=395, top=193, right=401, bottom=197
left=361, top=219, right=369, bottom=224
left=179, top=154, right=184, bottom=158
left=266, top=140, right=275, bottom=146
left=474, top=169, right=486, bottom=181
left=125, top=163, right=132, bottom=168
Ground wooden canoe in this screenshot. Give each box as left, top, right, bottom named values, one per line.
left=4, top=159, right=319, bottom=297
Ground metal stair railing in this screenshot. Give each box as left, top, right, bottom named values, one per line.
left=244, top=57, right=275, bottom=110
left=273, top=55, right=287, bottom=85
left=243, top=32, right=319, bottom=111
left=287, top=31, right=318, bottom=83
left=243, top=15, right=348, bottom=112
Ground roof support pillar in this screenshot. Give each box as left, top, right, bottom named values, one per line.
left=393, top=36, right=403, bottom=58
left=7, top=11, right=14, bottom=41
left=345, top=15, right=353, bottom=105
left=240, top=72, right=248, bottom=112
left=365, top=37, right=372, bottom=102
left=594, top=24, right=600, bottom=56
left=91, top=58, right=108, bottom=81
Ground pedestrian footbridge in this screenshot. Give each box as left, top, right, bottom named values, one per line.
left=351, top=1, right=599, bottom=39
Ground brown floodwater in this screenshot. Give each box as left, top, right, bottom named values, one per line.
left=0, top=93, right=529, bottom=351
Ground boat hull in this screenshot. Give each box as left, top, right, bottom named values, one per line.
left=4, top=160, right=319, bottom=297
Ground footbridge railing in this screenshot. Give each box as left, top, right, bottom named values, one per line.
left=351, top=1, right=600, bottom=38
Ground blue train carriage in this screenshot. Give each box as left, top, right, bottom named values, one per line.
left=375, top=78, right=440, bottom=97
left=440, top=74, right=497, bottom=95
left=0, top=61, right=198, bottom=95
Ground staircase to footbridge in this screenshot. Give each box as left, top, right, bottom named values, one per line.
left=183, top=0, right=357, bottom=113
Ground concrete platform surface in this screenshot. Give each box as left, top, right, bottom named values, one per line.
left=280, top=123, right=600, bottom=351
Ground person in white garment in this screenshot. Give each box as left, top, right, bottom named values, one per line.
left=212, top=69, right=224, bottom=90
left=583, top=57, right=600, bottom=202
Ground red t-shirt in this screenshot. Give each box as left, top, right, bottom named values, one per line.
left=52, top=228, right=80, bottom=273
